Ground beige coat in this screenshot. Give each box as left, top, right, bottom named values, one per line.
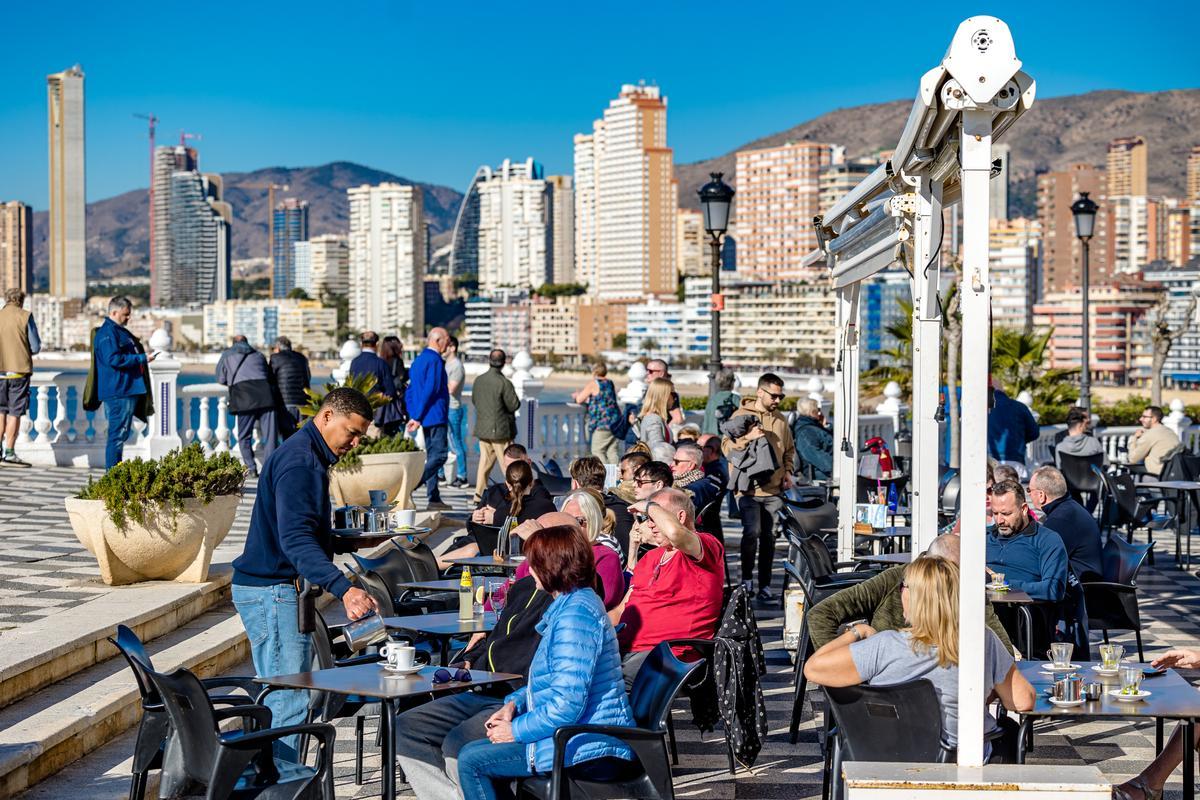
left=721, top=397, right=796, bottom=496
left=1127, top=424, right=1182, bottom=476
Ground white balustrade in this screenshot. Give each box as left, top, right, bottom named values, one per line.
left=15, top=370, right=105, bottom=466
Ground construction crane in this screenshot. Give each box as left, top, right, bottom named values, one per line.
left=134, top=113, right=158, bottom=303
left=178, top=129, right=202, bottom=148
left=240, top=181, right=290, bottom=296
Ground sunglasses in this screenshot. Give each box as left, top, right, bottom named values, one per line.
left=761, top=390, right=786, bottom=401
left=431, top=667, right=472, bottom=685
left=632, top=512, right=649, bottom=524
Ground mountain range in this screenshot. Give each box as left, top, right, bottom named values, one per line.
left=28, top=88, right=1200, bottom=282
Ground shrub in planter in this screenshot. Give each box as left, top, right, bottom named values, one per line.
left=67, top=444, right=246, bottom=585
left=328, top=433, right=425, bottom=509
left=333, top=433, right=420, bottom=473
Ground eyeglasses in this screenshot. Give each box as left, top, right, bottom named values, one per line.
left=761, top=390, right=786, bottom=401
left=671, top=458, right=695, bottom=466
left=632, top=512, right=649, bottom=524
left=635, top=479, right=660, bottom=486
left=431, top=667, right=472, bottom=685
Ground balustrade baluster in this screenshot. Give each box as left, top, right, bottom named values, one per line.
left=214, top=397, right=231, bottom=453
left=50, top=382, right=69, bottom=443
left=33, top=383, right=52, bottom=443
left=197, top=397, right=213, bottom=453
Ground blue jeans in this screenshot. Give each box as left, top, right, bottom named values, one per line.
left=418, top=424, right=449, bottom=503
left=232, top=583, right=312, bottom=761
left=448, top=406, right=469, bottom=481
left=103, top=396, right=138, bottom=469
left=456, top=740, right=535, bottom=800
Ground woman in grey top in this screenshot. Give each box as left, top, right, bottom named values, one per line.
left=634, top=378, right=674, bottom=450
left=804, top=556, right=1035, bottom=757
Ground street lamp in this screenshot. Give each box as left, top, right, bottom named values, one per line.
left=1071, top=191, right=1099, bottom=414
left=698, top=172, right=735, bottom=398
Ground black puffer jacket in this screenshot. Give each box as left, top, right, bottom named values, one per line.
left=270, top=349, right=311, bottom=407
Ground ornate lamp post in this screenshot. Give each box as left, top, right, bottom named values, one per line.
left=698, top=172, right=735, bottom=398
left=1071, top=192, right=1098, bottom=413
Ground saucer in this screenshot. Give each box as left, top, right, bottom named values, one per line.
left=1040, top=662, right=1081, bottom=672
left=381, top=664, right=422, bottom=675
left=1091, top=664, right=1121, bottom=676
left=986, top=583, right=1010, bottom=592
left=1109, top=689, right=1151, bottom=702
left=1048, top=697, right=1085, bottom=707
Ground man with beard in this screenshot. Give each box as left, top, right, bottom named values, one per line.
left=985, top=480, right=1068, bottom=602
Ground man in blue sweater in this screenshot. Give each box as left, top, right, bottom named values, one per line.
left=986, top=480, right=1069, bottom=602
left=987, top=386, right=1040, bottom=465
left=231, top=387, right=379, bottom=758
left=405, top=327, right=452, bottom=510
left=92, top=297, right=156, bottom=469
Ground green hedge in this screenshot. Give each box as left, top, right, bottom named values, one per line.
left=334, top=433, right=420, bottom=473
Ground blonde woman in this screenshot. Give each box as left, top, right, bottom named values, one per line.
left=804, top=556, right=1035, bottom=759
left=635, top=378, right=674, bottom=451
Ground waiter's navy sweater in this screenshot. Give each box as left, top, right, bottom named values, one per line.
left=233, top=421, right=353, bottom=598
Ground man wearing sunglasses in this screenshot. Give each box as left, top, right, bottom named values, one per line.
left=644, top=359, right=685, bottom=426
left=671, top=442, right=720, bottom=512
left=721, top=373, right=796, bottom=602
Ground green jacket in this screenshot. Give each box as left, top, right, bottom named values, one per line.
left=805, top=565, right=1014, bottom=653
left=471, top=366, right=520, bottom=442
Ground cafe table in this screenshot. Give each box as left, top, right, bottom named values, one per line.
left=1139, top=478, right=1200, bottom=568
left=447, top=555, right=525, bottom=572
left=384, top=611, right=498, bottom=665
left=392, top=578, right=462, bottom=592
left=1016, top=660, right=1200, bottom=796
left=255, top=663, right=520, bottom=800
left=986, top=588, right=1037, bottom=656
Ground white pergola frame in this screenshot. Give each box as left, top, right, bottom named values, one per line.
left=814, top=16, right=1035, bottom=768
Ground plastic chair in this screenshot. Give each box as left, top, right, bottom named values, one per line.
left=351, top=541, right=456, bottom=611
left=1058, top=452, right=1104, bottom=510
left=1082, top=535, right=1152, bottom=661
left=145, top=663, right=337, bottom=800
left=107, top=624, right=258, bottom=800
left=517, top=641, right=703, bottom=800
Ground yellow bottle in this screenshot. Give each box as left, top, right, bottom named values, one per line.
left=458, top=566, right=473, bottom=619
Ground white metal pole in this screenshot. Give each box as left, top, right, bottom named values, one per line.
left=956, top=108, right=994, bottom=769
left=835, top=284, right=862, bottom=563
left=910, top=177, right=943, bottom=555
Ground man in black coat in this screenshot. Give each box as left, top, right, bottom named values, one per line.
left=1028, top=465, right=1104, bottom=581
left=348, top=331, right=404, bottom=435
left=269, top=337, right=310, bottom=425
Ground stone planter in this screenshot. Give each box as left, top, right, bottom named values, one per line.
left=329, top=451, right=426, bottom=510
left=65, top=494, right=240, bottom=586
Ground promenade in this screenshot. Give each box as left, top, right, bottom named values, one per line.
left=3, top=465, right=1199, bottom=799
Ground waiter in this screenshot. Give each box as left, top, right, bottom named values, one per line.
left=232, top=386, right=379, bottom=759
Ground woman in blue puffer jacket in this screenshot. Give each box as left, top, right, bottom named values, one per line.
left=457, top=524, right=636, bottom=800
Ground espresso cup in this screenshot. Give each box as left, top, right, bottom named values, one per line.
left=393, top=509, right=417, bottom=529
left=380, top=642, right=417, bottom=670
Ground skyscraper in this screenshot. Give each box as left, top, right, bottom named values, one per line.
left=1036, top=164, right=1109, bottom=297
left=989, top=217, right=1040, bottom=331
left=0, top=202, right=33, bottom=295
left=818, top=156, right=878, bottom=217
left=272, top=199, right=309, bottom=298
left=734, top=140, right=833, bottom=281
left=573, top=84, right=677, bottom=299
left=474, top=159, right=552, bottom=293
left=1106, top=136, right=1148, bottom=197
left=676, top=209, right=707, bottom=277
left=293, top=234, right=349, bottom=298
left=1187, top=145, right=1200, bottom=206
left=47, top=65, right=86, bottom=299
left=347, top=183, right=425, bottom=337
left=546, top=175, right=575, bottom=284
left=990, top=143, right=1011, bottom=221
left=151, top=145, right=232, bottom=306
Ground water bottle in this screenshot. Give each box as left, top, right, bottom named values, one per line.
left=458, top=566, right=473, bottom=620
left=887, top=482, right=898, bottom=514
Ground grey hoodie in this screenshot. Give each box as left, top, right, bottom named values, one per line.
left=1054, top=433, right=1104, bottom=467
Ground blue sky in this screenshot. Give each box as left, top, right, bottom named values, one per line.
left=1, top=1, right=1196, bottom=209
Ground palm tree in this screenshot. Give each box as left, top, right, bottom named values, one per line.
left=990, top=326, right=1079, bottom=411
left=861, top=299, right=913, bottom=397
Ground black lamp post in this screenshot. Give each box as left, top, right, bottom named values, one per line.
left=698, top=172, right=734, bottom=398
left=1071, top=192, right=1099, bottom=414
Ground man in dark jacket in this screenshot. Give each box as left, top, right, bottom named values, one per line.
left=988, top=386, right=1040, bottom=465
left=405, top=327, right=452, bottom=510
left=394, top=513, right=572, bottom=799
left=231, top=387, right=379, bottom=759
left=348, top=330, right=404, bottom=436
left=217, top=336, right=279, bottom=477
left=791, top=398, right=834, bottom=481
left=269, top=337, right=310, bottom=425
left=92, top=296, right=156, bottom=469
left=987, top=480, right=1069, bottom=602
left=470, top=348, right=520, bottom=503
left=1027, top=465, right=1103, bottom=581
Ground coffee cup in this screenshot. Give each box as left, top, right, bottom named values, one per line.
left=1047, top=642, right=1073, bottom=668
left=381, top=641, right=419, bottom=671
left=368, top=489, right=389, bottom=507
left=393, top=508, right=417, bottom=529
left=1099, top=643, right=1125, bottom=670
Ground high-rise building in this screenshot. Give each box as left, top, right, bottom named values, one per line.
left=818, top=156, right=878, bottom=218
left=989, top=217, right=1040, bottom=331
left=1106, top=195, right=1169, bottom=274
left=1187, top=145, right=1200, bottom=206
left=676, top=209, right=707, bottom=277
left=529, top=295, right=626, bottom=359
left=347, top=183, right=426, bottom=337
left=573, top=84, right=677, bottom=300
left=734, top=140, right=833, bottom=280
left=862, top=269, right=912, bottom=368
left=475, top=159, right=552, bottom=293
left=1034, top=283, right=1160, bottom=385
left=203, top=297, right=335, bottom=352
left=1036, top=163, right=1109, bottom=296
left=451, top=167, right=485, bottom=278
left=991, top=143, right=1011, bottom=221
left=151, top=145, right=232, bottom=306
left=272, top=199, right=309, bottom=298
left=46, top=65, right=86, bottom=299
left=1165, top=206, right=1193, bottom=267
left=1106, top=136, right=1148, bottom=197
left=0, top=202, right=33, bottom=294
left=294, top=234, right=349, bottom=298
left=547, top=175, right=575, bottom=284
left=1141, top=262, right=1200, bottom=387
left=721, top=279, right=838, bottom=369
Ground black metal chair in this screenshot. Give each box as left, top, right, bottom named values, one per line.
left=144, top=663, right=337, bottom=800
left=696, top=490, right=728, bottom=545
left=1098, top=468, right=1174, bottom=564
left=107, top=624, right=259, bottom=800
left=1058, top=452, right=1105, bottom=511
left=351, top=541, right=456, bottom=611
left=1082, top=535, right=1152, bottom=661
left=517, top=641, right=703, bottom=800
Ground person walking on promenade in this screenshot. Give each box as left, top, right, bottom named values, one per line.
left=471, top=348, right=520, bottom=503
left=573, top=362, right=623, bottom=464
left=349, top=330, right=405, bottom=436
left=217, top=335, right=280, bottom=478
left=269, top=336, right=310, bottom=426
left=406, top=327, right=453, bottom=510
left=0, top=289, right=40, bottom=467
left=445, top=335, right=470, bottom=488
left=86, top=296, right=155, bottom=470
left=379, top=335, right=410, bottom=423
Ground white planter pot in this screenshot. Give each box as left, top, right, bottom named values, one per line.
left=65, top=494, right=240, bottom=586
left=328, top=451, right=426, bottom=510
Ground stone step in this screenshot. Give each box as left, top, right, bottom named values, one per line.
left=0, top=605, right=250, bottom=798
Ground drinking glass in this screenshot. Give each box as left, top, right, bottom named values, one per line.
left=471, top=577, right=486, bottom=615
left=1048, top=642, right=1073, bottom=667
left=1120, top=665, right=1144, bottom=695
left=992, top=572, right=1005, bottom=587
left=488, top=579, right=509, bottom=615
left=1100, top=643, right=1125, bottom=671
